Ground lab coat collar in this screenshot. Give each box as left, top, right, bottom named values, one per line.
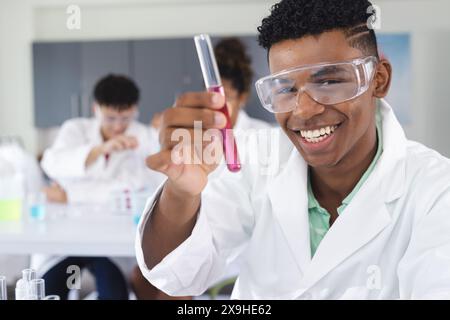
left=267, top=99, right=407, bottom=293
left=377, top=99, right=407, bottom=203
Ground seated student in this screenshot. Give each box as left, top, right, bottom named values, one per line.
left=136, top=0, right=450, bottom=299
left=41, top=75, right=163, bottom=204
left=130, top=38, right=272, bottom=299
left=38, top=74, right=164, bottom=300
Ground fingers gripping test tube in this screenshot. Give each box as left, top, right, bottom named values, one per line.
left=194, top=34, right=241, bottom=172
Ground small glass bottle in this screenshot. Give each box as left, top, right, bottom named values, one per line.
left=15, top=268, right=36, bottom=300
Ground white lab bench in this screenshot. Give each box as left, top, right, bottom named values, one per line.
left=0, top=204, right=137, bottom=257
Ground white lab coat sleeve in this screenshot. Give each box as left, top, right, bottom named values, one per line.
left=398, top=187, right=450, bottom=299
left=135, top=173, right=255, bottom=296
left=41, top=120, right=101, bottom=180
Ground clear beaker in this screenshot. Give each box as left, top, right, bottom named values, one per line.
left=29, top=278, right=45, bottom=300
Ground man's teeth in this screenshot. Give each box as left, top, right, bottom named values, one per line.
left=300, top=125, right=338, bottom=143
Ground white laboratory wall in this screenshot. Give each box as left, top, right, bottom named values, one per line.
left=376, top=0, right=450, bottom=156
left=1, top=0, right=450, bottom=156
left=0, top=1, right=35, bottom=153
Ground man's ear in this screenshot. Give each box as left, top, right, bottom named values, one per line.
left=373, top=59, right=392, bottom=98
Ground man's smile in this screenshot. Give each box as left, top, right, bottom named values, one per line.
left=289, top=121, right=343, bottom=153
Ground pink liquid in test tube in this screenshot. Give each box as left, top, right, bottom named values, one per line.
left=209, top=85, right=241, bottom=172
left=194, top=34, right=241, bottom=172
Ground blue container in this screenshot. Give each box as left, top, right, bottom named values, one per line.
left=30, top=205, right=46, bottom=220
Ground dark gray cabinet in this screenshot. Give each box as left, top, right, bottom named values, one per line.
left=32, top=36, right=275, bottom=128
left=33, top=40, right=131, bottom=127
left=33, top=42, right=81, bottom=128
left=132, top=38, right=205, bottom=123
left=131, top=39, right=184, bottom=123
left=79, top=41, right=132, bottom=118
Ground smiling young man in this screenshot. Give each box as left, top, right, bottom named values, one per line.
left=136, top=0, right=450, bottom=299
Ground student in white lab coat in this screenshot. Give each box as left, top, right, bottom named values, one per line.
left=136, top=0, right=450, bottom=300
left=130, top=38, right=272, bottom=299
left=41, top=77, right=163, bottom=205
left=39, top=74, right=164, bottom=299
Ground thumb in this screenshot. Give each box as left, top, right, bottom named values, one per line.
left=146, top=149, right=184, bottom=182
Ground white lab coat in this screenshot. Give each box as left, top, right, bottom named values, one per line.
left=136, top=99, right=450, bottom=299
left=35, top=118, right=165, bottom=278
left=213, top=110, right=273, bottom=283
left=234, top=110, right=273, bottom=131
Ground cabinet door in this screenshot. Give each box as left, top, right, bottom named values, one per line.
left=32, top=42, right=81, bottom=128
left=80, top=41, right=131, bottom=117
left=131, top=39, right=185, bottom=124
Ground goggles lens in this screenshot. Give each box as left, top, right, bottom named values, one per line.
left=256, top=56, right=377, bottom=113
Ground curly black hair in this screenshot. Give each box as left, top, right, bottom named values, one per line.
left=93, top=74, right=140, bottom=110
left=257, top=0, right=379, bottom=58
left=215, top=38, right=253, bottom=95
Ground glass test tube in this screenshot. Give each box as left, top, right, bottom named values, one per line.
left=194, top=34, right=241, bottom=172
left=29, top=278, right=45, bottom=300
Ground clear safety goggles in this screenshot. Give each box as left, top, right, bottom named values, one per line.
left=255, top=56, right=378, bottom=113
left=96, top=108, right=139, bottom=125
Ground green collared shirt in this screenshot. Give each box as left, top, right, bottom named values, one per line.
left=307, top=108, right=383, bottom=257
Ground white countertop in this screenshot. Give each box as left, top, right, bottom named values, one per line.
left=0, top=204, right=138, bottom=257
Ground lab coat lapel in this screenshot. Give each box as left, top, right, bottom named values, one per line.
left=296, top=99, right=407, bottom=294
left=268, top=149, right=311, bottom=274
left=297, top=172, right=392, bottom=292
